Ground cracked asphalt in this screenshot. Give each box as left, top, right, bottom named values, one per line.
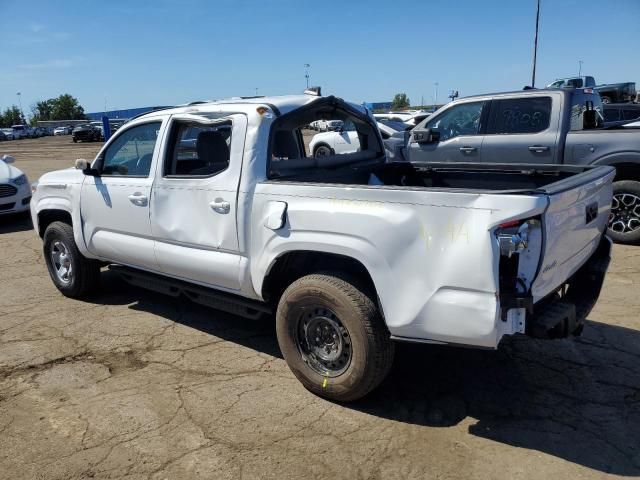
left=1, top=136, right=639, bottom=479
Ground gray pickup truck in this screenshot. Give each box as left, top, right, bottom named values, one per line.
left=407, top=88, right=640, bottom=243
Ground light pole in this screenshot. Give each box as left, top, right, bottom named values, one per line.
left=16, top=92, right=24, bottom=121
left=255, top=87, right=259, bottom=96
left=304, top=63, right=311, bottom=89
left=433, top=82, right=439, bottom=109
left=531, top=0, right=541, bottom=87
left=578, top=60, right=584, bottom=76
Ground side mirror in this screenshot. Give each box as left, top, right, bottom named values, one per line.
left=583, top=110, right=597, bottom=129
left=1, top=155, right=15, bottom=164
left=75, top=158, right=90, bottom=170
left=413, top=128, right=440, bottom=144
left=75, top=158, right=99, bottom=176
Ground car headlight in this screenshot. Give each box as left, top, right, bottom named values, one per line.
left=11, top=174, right=28, bottom=186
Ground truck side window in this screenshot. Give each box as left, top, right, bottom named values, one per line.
left=165, top=122, right=231, bottom=177
left=101, top=122, right=161, bottom=176
left=487, top=97, right=552, bottom=134
left=425, top=102, right=484, bottom=141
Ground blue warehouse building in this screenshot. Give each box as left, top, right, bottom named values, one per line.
left=85, top=106, right=172, bottom=121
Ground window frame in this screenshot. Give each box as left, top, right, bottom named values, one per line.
left=422, top=100, right=488, bottom=141
left=484, top=96, right=553, bottom=136
left=162, top=118, right=234, bottom=179
left=97, top=120, right=163, bottom=178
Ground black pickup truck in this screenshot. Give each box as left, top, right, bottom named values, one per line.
left=406, top=88, right=640, bottom=244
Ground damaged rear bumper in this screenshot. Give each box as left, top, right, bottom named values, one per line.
left=526, top=235, right=612, bottom=339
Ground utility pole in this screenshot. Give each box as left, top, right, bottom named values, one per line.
left=16, top=92, right=24, bottom=122
left=304, top=64, right=311, bottom=89
left=578, top=60, right=583, bottom=76
left=433, top=82, right=439, bottom=109
left=531, top=0, right=540, bottom=88
left=255, top=87, right=259, bottom=96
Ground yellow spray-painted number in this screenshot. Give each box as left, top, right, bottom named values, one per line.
left=446, top=222, right=470, bottom=243
left=322, top=377, right=328, bottom=389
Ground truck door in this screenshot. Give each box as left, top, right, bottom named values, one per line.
left=149, top=114, right=246, bottom=291
left=407, top=101, right=487, bottom=163
left=481, top=95, right=560, bottom=164
left=80, top=120, right=165, bottom=270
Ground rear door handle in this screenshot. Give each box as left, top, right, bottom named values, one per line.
left=459, top=146, right=477, bottom=153
left=528, top=145, right=550, bottom=153
left=210, top=199, right=230, bottom=214
left=127, top=192, right=148, bottom=206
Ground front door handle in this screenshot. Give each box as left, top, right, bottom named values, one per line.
left=210, top=199, right=231, bottom=214
left=127, top=192, right=148, bottom=206
left=459, top=146, right=477, bottom=153
left=528, top=145, right=550, bottom=153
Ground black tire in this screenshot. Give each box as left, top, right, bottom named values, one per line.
left=607, top=180, right=640, bottom=244
left=72, top=137, right=77, bottom=143
left=43, top=221, right=100, bottom=298
left=276, top=273, right=394, bottom=402
left=313, top=144, right=333, bottom=158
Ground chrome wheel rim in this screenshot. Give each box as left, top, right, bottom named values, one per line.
left=296, top=307, right=351, bottom=377
left=50, top=240, right=73, bottom=284
left=609, top=193, right=640, bottom=234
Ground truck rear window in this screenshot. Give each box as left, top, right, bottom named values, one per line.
left=487, top=97, right=552, bottom=135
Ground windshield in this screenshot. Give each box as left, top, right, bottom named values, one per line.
left=377, top=119, right=409, bottom=132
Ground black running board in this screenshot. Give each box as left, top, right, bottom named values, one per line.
left=108, top=265, right=271, bottom=320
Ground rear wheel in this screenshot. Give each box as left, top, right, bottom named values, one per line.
left=607, top=180, right=640, bottom=244
left=43, top=221, right=100, bottom=297
left=276, top=273, right=394, bottom=402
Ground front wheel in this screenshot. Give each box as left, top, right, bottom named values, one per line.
left=276, top=273, right=394, bottom=402
left=313, top=144, right=333, bottom=158
left=607, top=180, right=640, bottom=244
left=43, top=221, right=101, bottom=297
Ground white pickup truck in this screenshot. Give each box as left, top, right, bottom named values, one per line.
left=31, top=93, right=614, bottom=401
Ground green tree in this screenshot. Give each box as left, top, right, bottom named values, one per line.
left=0, top=106, right=25, bottom=127
left=50, top=94, right=86, bottom=120
left=391, top=93, right=410, bottom=110
left=31, top=99, right=55, bottom=124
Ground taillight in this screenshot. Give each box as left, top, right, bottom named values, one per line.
left=495, top=218, right=543, bottom=300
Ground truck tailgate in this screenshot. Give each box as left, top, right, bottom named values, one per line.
left=531, top=166, right=615, bottom=301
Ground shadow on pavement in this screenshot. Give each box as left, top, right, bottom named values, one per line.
left=0, top=212, right=33, bottom=234
left=90, top=270, right=640, bottom=476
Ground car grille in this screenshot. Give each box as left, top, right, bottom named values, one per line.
left=0, top=184, right=18, bottom=198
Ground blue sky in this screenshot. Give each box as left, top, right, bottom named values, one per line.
left=1, top=0, right=638, bottom=115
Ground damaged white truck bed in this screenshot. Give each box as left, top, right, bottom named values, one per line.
left=31, top=93, right=614, bottom=401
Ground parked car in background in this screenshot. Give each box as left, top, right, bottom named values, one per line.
left=53, top=127, right=66, bottom=136
left=595, top=82, right=637, bottom=103
left=72, top=124, right=101, bottom=142
left=90, top=122, right=105, bottom=140
left=546, top=76, right=596, bottom=88
left=309, top=119, right=344, bottom=132
left=603, top=103, right=640, bottom=123
left=11, top=125, right=29, bottom=139
left=1, top=128, right=14, bottom=140
left=31, top=94, right=614, bottom=401
left=309, top=120, right=410, bottom=160
left=0, top=131, right=7, bottom=142
left=0, top=155, right=31, bottom=215
left=406, top=87, right=640, bottom=244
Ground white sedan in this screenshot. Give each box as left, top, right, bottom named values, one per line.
left=308, top=121, right=409, bottom=159
left=0, top=155, right=31, bottom=215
